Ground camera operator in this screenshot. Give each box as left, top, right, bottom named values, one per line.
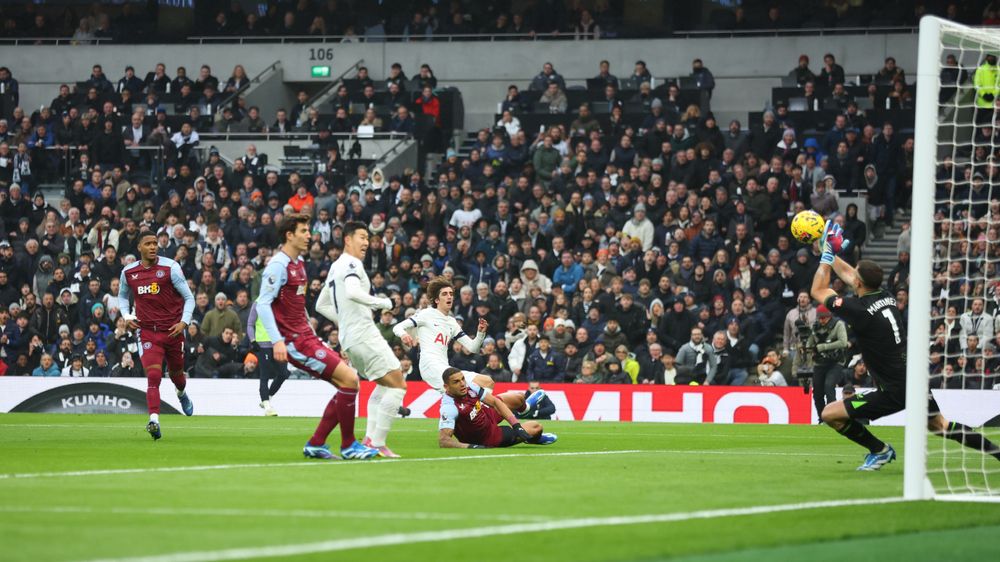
left=806, top=305, right=849, bottom=418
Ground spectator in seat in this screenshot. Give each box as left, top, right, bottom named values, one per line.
left=810, top=177, right=839, bottom=218
left=201, top=292, right=241, bottom=339
left=593, top=60, right=618, bottom=88
left=389, top=106, right=416, bottom=135
left=530, top=62, right=565, bottom=91
left=526, top=334, right=563, bottom=382
left=676, top=327, right=717, bottom=384
left=482, top=352, right=513, bottom=382
left=32, top=353, right=61, bottom=376
left=689, top=58, right=715, bottom=99
left=194, top=326, right=243, bottom=378
left=116, top=66, right=144, bottom=96
left=532, top=134, right=561, bottom=186
left=622, top=204, right=654, bottom=251
left=817, top=53, right=845, bottom=88
left=756, top=351, right=787, bottom=386
left=575, top=359, right=603, bottom=383
left=85, top=64, right=113, bottom=93
left=538, top=81, right=568, bottom=114
left=875, top=56, right=906, bottom=85
left=788, top=54, right=816, bottom=86
left=61, top=354, right=89, bottom=377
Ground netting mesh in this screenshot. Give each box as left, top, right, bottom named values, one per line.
left=927, top=22, right=1000, bottom=497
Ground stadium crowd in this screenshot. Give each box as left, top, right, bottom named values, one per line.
left=1, top=22, right=997, bottom=397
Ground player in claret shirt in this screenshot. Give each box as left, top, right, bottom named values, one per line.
left=118, top=233, right=196, bottom=440
left=438, top=367, right=556, bottom=449
left=256, top=214, right=378, bottom=460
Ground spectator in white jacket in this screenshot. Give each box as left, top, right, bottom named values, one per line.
left=960, top=297, right=993, bottom=350
left=621, top=203, right=654, bottom=251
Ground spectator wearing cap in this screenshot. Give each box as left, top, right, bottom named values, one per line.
left=545, top=318, right=574, bottom=354
left=622, top=204, right=654, bottom=251
left=200, top=292, right=242, bottom=339
left=807, top=304, right=849, bottom=416
left=525, top=334, right=563, bottom=382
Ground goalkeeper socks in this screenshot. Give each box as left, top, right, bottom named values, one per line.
left=944, top=422, right=1000, bottom=460
left=837, top=420, right=886, bottom=454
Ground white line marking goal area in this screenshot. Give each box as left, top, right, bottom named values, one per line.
left=0, top=449, right=859, bottom=480
left=80, top=497, right=909, bottom=562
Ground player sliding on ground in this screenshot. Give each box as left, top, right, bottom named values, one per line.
left=810, top=221, right=1000, bottom=471
left=118, top=233, right=195, bottom=440
left=316, top=221, right=406, bottom=458
left=257, top=214, right=379, bottom=461
left=438, top=367, right=557, bottom=448
left=393, top=276, right=546, bottom=413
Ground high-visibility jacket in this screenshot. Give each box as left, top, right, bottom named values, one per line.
left=974, top=61, right=1000, bottom=108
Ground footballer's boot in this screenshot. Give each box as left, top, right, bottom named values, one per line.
left=146, top=420, right=161, bottom=441
left=340, top=441, right=379, bottom=460
left=525, top=389, right=547, bottom=411
left=376, top=445, right=401, bottom=458
left=178, top=391, right=194, bottom=416
left=303, top=443, right=340, bottom=460
left=857, top=444, right=896, bottom=471
left=537, top=433, right=558, bottom=445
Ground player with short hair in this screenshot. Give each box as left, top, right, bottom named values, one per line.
left=257, top=213, right=378, bottom=460
left=438, top=367, right=557, bottom=449
left=811, top=223, right=1000, bottom=471
left=315, top=221, right=405, bottom=458
left=118, top=232, right=195, bottom=440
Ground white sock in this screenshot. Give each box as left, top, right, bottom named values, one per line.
left=365, top=385, right=387, bottom=440
left=372, top=387, right=406, bottom=448
left=149, top=413, right=159, bottom=424
left=261, top=399, right=271, bottom=408
left=176, top=388, right=185, bottom=397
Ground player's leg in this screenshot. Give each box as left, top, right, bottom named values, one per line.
left=497, top=390, right=526, bottom=412
left=471, top=373, right=494, bottom=390
left=258, top=347, right=287, bottom=416
left=165, top=337, right=193, bottom=417
left=494, top=393, right=557, bottom=444
left=368, top=371, right=406, bottom=457
left=822, top=392, right=897, bottom=470
left=929, top=405, right=1000, bottom=461
left=288, top=338, right=377, bottom=460
left=137, top=334, right=165, bottom=440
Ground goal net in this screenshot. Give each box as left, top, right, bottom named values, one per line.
left=907, top=16, right=1000, bottom=501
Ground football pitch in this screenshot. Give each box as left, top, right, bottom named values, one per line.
left=1, top=415, right=999, bottom=562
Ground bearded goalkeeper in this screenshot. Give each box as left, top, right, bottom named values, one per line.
left=810, top=221, right=1000, bottom=471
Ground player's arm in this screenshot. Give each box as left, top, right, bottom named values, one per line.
left=343, top=274, right=392, bottom=310
left=482, top=390, right=531, bottom=441
left=256, top=261, right=288, bottom=359
left=117, top=269, right=138, bottom=330
left=454, top=319, right=486, bottom=353
left=315, top=282, right=337, bottom=321
left=169, top=261, right=195, bottom=337
left=438, top=401, right=481, bottom=449
left=393, top=314, right=419, bottom=346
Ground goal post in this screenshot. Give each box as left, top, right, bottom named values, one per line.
left=904, top=15, right=940, bottom=501
left=906, top=16, right=1000, bottom=501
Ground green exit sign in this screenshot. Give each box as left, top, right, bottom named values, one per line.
left=311, top=66, right=330, bottom=78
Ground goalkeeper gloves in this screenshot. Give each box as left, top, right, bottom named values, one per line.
left=819, top=220, right=843, bottom=266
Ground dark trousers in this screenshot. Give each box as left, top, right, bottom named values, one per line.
left=257, top=347, right=288, bottom=402
left=812, top=362, right=843, bottom=417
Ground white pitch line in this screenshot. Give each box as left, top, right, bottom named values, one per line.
left=0, top=505, right=547, bottom=523
left=0, top=449, right=858, bottom=480
left=81, top=497, right=910, bottom=562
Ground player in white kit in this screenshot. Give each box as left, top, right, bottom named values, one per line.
left=315, top=221, right=405, bottom=458
left=393, top=276, right=493, bottom=391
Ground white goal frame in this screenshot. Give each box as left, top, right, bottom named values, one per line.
left=906, top=16, right=1000, bottom=502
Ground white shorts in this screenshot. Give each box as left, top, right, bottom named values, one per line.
left=343, top=339, right=401, bottom=381
left=425, top=369, right=479, bottom=392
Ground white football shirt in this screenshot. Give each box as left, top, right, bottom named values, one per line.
left=325, top=254, right=382, bottom=352
left=401, top=307, right=483, bottom=390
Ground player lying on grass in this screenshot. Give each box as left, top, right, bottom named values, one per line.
left=118, top=232, right=195, bottom=440
left=256, top=214, right=378, bottom=461
left=438, top=367, right=557, bottom=449
left=811, top=221, right=1000, bottom=471
left=316, top=221, right=406, bottom=458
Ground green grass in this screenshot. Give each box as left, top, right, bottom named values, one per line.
left=0, top=414, right=999, bottom=562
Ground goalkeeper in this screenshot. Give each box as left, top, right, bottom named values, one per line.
left=810, top=221, right=1000, bottom=471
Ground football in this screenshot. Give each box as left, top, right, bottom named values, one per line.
left=790, top=210, right=826, bottom=244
